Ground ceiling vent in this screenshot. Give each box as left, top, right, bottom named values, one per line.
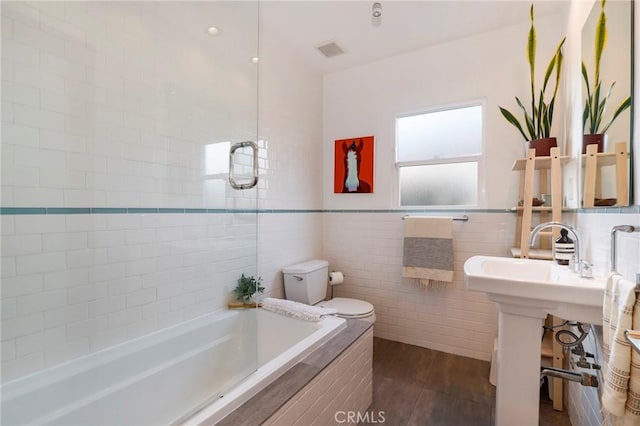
left=316, top=41, right=345, bottom=58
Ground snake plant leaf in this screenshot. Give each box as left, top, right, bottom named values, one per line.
left=594, top=0, right=608, bottom=84
left=595, top=97, right=607, bottom=131
left=591, top=81, right=603, bottom=132
left=536, top=89, right=545, bottom=137
left=516, top=97, right=535, bottom=139
left=499, top=107, right=529, bottom=141
left=546, top=98, right=556, bottom=137
left=498, top=4, right=565, bottom=143
left=540, top=103, right=549, bottom=136
left=582, top=0, right=628, bottom=135
left=581, top=62, right=592, bottom=100
left=601, top=96, right=631, bottom=134
left=527, top=4, right=537, bottom=118
left=552, top=40, right=565, bottom=99
left=583, top=101, right=590, bottom=132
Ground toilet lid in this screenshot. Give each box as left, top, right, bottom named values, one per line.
left=319, top=297, right=374, bottom=318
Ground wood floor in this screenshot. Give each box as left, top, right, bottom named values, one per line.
left=363, top=337, right=572, bottom=426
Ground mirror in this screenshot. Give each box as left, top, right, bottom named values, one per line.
left=580, top=0, right=633, bottom=207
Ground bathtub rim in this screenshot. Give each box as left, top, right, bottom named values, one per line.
left=179, top=311, right=347, bottom=425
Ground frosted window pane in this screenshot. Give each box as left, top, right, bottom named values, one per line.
left=399, top=162, right=477, bottom=206
left=205, top=141, right=230, bottom=175
left=397, top=105, right=482, bottom=162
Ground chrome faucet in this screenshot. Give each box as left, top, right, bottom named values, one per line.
left=529, top=222, right=589, bottom=276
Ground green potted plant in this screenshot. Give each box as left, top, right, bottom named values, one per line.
left=582, top=0, right=631, bottom=153
left=499, top=5, right=566, bottom=157
left=232, top=273, right=264, bottom=306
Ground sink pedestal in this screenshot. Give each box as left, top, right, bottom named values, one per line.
left=492, top=296, right=548, bottom=426
left=464, top=256, right=606, bottom=425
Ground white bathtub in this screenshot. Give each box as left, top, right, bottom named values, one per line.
left=0, top=309, right=346, bottom=426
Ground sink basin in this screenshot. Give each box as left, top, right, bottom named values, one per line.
left=464, top=256, right=605, bottom=324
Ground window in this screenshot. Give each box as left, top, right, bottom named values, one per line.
left=205, top=141, right=231, bottom=176
left=396, top=103, right=482, bottom=207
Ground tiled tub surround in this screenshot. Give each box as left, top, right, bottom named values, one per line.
left=0, top=212, right=257, bottom=382
left=323, top=211, right=516, bottom=362
left=217, top=320, right=373, bottom=426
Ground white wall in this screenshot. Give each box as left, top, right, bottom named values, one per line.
left=320, top=9, right=566, bottom=360
left=257, top=24, right=325, bottom=298
left=323, top=13, right=566, bottom=210
left=324, top=211, right=515, bottom=361
left=1, top=1, right=324, bottom=382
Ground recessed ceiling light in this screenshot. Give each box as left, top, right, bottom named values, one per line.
left=207, top=26, right=220, bottom=36
left=250, top=57, right=259, bottom=63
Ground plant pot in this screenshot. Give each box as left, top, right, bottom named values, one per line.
left=582, top=134, right=606, bottom=154
left=525, top=137, right=557, bottom=157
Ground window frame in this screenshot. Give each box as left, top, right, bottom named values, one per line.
left=394, top=100, right=485, bottom=209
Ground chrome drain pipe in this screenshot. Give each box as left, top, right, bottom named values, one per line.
left=541, top=367, right=598, bottom=387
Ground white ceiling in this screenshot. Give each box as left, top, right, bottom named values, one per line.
left=260, top=0, right=570, bottom=74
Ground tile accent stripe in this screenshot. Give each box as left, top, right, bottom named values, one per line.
left=0, top=206, right=638, bottom=215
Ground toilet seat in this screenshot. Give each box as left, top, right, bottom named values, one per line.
left=318, top=297, right=374, bottom=319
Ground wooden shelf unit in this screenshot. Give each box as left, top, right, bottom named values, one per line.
left=582, top=141, right=630, bottom=208
left=511, top=147, right=570, bottom=259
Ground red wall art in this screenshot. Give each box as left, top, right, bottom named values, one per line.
left=334, top=136, right=374, bottom=194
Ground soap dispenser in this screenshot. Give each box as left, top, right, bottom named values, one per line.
left=554, top=229, right=574, bottom=266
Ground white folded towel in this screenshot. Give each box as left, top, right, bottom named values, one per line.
left=602, top=273, right=640, bottom=424
left=261, top=298, right=337, bottom=322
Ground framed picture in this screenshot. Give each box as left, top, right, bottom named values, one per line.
left=334, top=136, right=374, bottom=193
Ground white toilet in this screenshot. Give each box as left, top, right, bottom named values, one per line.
left=282, top=259, right=376, bottom=323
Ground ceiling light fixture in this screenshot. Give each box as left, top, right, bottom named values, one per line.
left=250, top=56, right=259, bottom=63
left=372, top=2, right=382, bottom=27
left=207, top=26, right=220, bottom=36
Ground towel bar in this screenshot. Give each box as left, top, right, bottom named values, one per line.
left=402, top=214, right=469, bottom=221
left=611, top=225, right=640, bottom=273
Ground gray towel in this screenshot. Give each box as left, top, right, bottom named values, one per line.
left=402, top=217, right=454, bottom=288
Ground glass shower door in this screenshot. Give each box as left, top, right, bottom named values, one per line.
left=0, top=0, right=259, bottom=423
left=119, top=0, right=261, bottom=420
left=183, top=0, right=262, bottom=416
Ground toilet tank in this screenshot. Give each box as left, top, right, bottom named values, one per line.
left=282, top=259, right=329, bottom=305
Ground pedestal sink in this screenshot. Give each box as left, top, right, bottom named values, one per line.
left=464, top=256, right=606, bottom=426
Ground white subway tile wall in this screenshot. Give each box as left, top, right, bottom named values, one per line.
left=575, top=212, right=640, bottom=280
left=1, top=0, right=325, bottom=383
left=1, top=1, right=258, bottom=210
left=1, top=212, right=257, bottom=381
left=258, top=213, right=323, bottom=300
left=323, top=212, right=516, bottom=361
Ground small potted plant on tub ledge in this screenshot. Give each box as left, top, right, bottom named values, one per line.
left=229, top=273, right=265, bottom=308
left=499, top=4, right=566, bottom=157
